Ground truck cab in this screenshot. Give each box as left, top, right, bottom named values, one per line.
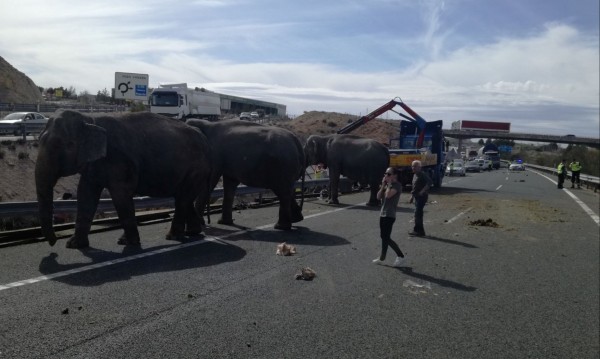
left=149, top=83, right=221, bottom=121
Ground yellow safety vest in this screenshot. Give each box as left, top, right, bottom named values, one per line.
left=570, top=162, right=581, bottom=172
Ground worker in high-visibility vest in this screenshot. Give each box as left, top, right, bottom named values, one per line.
left=569, top=159, right=582, bottom=189
left=557, top=159, right=567, bottom=189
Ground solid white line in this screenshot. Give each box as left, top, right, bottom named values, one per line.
left=0, top=203, right=365, bottom=292
left=530, top=170, right=599, bottom=226
left=445, top=207, right=473, bottom=224
left=496, top=185, right=503, bottom=191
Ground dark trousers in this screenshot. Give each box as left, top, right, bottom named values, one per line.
left=571, top=171, right=580, bottom=187
left=413, top=194, right=428, bottom=234
left=558, top=174, right=565, bottom=188
left=379, top=217, right=403, bottom=260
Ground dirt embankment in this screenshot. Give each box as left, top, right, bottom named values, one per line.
left=0, top=140, right=79, bottom=202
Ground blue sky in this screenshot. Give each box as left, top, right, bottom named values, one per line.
left=1, top=0, right=598, bottom=136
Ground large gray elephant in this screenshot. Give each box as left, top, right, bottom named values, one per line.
left=35, top=110, right=212, bottom=248
left=304, top=134, right=389, bottom=206
left=186, top=119, right=304, bottom=230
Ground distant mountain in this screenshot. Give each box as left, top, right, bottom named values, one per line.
left=0, top=56, right=43, bottom=104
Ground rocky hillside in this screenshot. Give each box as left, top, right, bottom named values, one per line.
left=278, top=111, right=399, bottom=145
left=0, top=56, right=43, bottom=104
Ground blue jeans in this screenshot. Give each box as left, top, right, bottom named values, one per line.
left=413, top=194, right=428, bottom=234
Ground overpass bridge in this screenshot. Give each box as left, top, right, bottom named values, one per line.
left=444, top=129, right=600, bottom=148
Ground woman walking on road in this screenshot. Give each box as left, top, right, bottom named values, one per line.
left=373, top=167, right=406, bottom=267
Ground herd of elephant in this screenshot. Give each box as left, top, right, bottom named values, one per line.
left=35, top=110, right=390, bottom=248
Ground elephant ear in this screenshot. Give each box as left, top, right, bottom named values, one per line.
left=78, top=123, right=107, bottom=165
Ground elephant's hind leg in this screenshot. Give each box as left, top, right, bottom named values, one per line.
left=110, top=192, right=141, bottom=246
left=218, top=177, right=239, bottom=225
left=166, top=196, right=190, bottom=241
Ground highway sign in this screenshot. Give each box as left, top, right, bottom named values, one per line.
left=114, top=72, right=149, bottom=101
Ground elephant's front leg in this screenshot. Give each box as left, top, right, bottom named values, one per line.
left=218, top=176, right=240, bottom=225
left=68, top=177, right=103, bottom=248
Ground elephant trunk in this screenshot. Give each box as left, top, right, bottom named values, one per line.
left=35, top=154, right=60, bottom=246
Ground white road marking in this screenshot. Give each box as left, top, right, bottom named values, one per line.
left=445, top=207, right=473, bottom=224
left=496, top=185, right=503, bottom=191
left=0, top=203, right=365, bottom=292
left=531, top=170, right=599, bottom=226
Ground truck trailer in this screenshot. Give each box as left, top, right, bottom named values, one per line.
left=149, top=83, right=221, bottom=121
left=451, top=120, right=511, bottom=132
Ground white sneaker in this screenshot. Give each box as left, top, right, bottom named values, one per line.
left=372, top=258, right=385, bottom=265
left=393, top=256, right=406, bottom=267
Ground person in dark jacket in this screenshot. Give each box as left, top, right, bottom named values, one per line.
left=409, top=160, right=432, bottom=237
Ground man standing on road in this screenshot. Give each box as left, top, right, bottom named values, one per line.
left=569, top=158, right=582, bottom=189
left=557, top=159, right=567, bottom=189
left=409, top=160, right=432, bottom=237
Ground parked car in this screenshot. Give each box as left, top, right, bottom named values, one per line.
left=509, top=162, right=525, bottom=171
left=250, top=112, right=260, bottom=119
left=445, top=161, right=466, bottom=176
left=0, top=112, right=49, bottom=135
left=465, top=160, right=482, bottom=172
left=239, top=112, right=252, bottom=120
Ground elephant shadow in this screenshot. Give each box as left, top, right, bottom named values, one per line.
left=38, top=239, right=246, bottom=287
left=213, top=225, right=351, bottom=247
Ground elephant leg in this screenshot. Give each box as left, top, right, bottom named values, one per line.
left=166, top=195, right=191, bottom=241
left=290, top=198, right=304, bottom=223
left=366, top=183, right=380, bottom=207
left=219, top=177, right=239, bottom=225
left=185, top=199, right=204, bottom=237
left=67, top=178, right=103, bottom=249
left=110, top=189, right=141, bottom=246
left=328, top=174, right=340, bottom=205
left=273, top=187, right=294, bottom=230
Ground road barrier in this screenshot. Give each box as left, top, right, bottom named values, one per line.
left=0, top=178, right=346, bottom=219
left=524, top=163, right=599, bottom=192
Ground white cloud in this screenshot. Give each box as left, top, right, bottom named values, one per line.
left=0, top=1, right=597, bottom=136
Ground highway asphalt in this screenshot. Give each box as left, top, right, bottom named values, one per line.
left=0, top=168, right=598, bottom=358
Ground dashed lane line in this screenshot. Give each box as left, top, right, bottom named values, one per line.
left=445, top=207, right=473, bottom=224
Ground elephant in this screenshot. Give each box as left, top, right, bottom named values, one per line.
left=185, top=119, right=305, bottom=230
left=304, top=134, right=390, bottom=206
left=35, top=110, right=212, bottom=248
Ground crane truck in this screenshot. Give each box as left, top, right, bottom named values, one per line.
left=149, top=83, right=221, bottom=121
left=337, top=97, right=446, bottom=188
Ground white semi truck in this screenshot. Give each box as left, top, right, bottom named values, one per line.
left=149, top=83, right=221, bottom=121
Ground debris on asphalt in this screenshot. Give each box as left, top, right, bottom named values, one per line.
left=295, top=267, right=316, bottom=280
left=276, top=242, right=296, bottom=256
left=469, top=218, right=499, bottom=227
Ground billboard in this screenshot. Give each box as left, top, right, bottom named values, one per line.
left=114, top=72, right=149, bottom=101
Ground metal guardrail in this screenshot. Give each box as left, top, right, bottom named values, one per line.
left=0, top=122, right=47, bottom=136
left=0, top=178, right=338, bottom=219
left=524, top=163, right=599, bottom=191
